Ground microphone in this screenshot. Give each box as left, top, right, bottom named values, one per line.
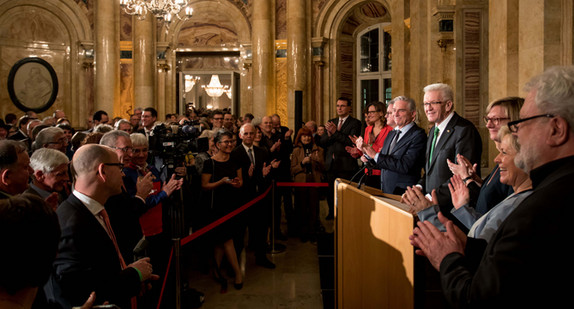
left=348, top=162, right=366, bottom=185
left=356, top=170, right=367, bottom=189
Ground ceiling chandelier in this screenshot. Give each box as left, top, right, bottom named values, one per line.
left=202, top=75, right=229, bottom=98
left=120, top=0, right=193, bottom=23
left=184, top=75, right=200, bottom=92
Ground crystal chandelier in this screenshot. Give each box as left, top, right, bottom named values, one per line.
left=202, top=75, right=229, bottom=98
left=120, top=0, right=193, bottom=22
left=184, top=75, right=200, bottom=92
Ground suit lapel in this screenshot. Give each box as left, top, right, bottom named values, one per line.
left=427, top=113, right=459, bottom=171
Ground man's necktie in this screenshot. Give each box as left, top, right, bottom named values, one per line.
left=389, top=130, right=401, bottom=153
left=429, top=127, right=440, bottom=164
left=99, top=209, right=138, bottom=309
left=99, top=209, right=127, bottom=268
left=337, top=119, right=344, bottom=131
left=248, top=148, right=255, bottom=165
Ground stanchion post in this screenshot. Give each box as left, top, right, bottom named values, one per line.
left=173, top=238, right=182, bottom=309
left=269, top=180, right=286, bottom=254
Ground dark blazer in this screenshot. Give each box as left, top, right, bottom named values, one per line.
left=231, top=144, right=272, bottom=202
left=439, top=156, right=574, bottom=308
left=46, top=194, right=141, bottom=309
left=372, top=123, right=426, bottom=195
left=105, top=191, right=147, bottom=264
left=419, top=112, right=482, bottom=212
left=320, top=116, right=362, bottom=173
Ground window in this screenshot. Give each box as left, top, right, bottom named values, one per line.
left=357, top=24, right=392, bottom=115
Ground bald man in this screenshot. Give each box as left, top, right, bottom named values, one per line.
left=46, top=144, right=158, bottom=309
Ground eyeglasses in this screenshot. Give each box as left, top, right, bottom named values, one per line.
left=132, top=148, right=148, bottom=154
left=367, top=110, right=379, bottom=114
left=103, top=163, right=124, bottom=169
left=507, top=114, right=555, bottom=133
left=423, top=101, right=444, bottom=107
left=110, top=146, right=133, bottom=153
left=219, top=140, right=237, bottom=145
left=213, top=117, right=223, bottom=121
left=47, top=138, right=68, bottom=145
left=483, top=116, right=510, bottom=125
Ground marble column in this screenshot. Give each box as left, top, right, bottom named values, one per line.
left=95, top=0, right=119, bottom=115
left=287, top=0, right=307, bottom=128
left=133, top=13, right=156, bottom=111
left=252, top=0, right=275, bottom=117
left=518, top=0, right=562, bottom=88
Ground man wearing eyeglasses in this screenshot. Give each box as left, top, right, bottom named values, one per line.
left=413, top=83, right=482, bottom=230
left=46, top=144, right=158, bottom=309
left=410, top=66, right=574, bottom=309
left=100, top=130, right=154, bottom=263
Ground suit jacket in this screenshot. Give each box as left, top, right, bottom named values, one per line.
left=105, top=191, right=147, bottom=263
left=439, top=156, right=574, bottom=308
left=320, top=116, right=362, bottom=173
left=419, top=112, right=482, bottom=213
left=231, top=144, right=271, bottom=202
left=372, top=123, right=426, bottom=195
left=46, top=194, right=141, bottom=309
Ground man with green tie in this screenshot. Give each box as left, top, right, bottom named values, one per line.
left=414, top=83, right=482, bottom=230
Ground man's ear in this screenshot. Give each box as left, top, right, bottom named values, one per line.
left=0, top=169, right=10, bottom=186
left=445, top=100, right=454, bottom=113
left=548, top=116, right=570, bottom=146
left=33, top=170, right=45, bottom=182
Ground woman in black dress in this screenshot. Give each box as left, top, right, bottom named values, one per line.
left=201, top=130, right=244, bottom=291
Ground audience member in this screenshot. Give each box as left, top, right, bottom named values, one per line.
left=100, top=130, right=153, bottom=263
left=46, top=144, right=158, bottom=308
left=0, top=140, right=32, bottom=198
left=409, top=66, right=574, bottom=308
left=358, top=96, right=426, bottom=195
left=447, top=97, right=523, bottom=215
left=0, top=194, right=61, bottom=309
left=201, top=130, right=243, bottom=291
left=407, top=126, right=532, bottom=241
left=32, top=127, right=68, bottom=153
left=349, top=101, right=393, bottom=189
left=115, top=118, right=133, bottom=133
left=26, top=148, right=70, bottom=208
left=231, top=123, right=277, bottom=269
left=291, top=127, right=324, bottom=243
left=320, top=97, right=362, bottom=219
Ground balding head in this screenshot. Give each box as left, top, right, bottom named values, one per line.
left=72, top=144, right=112, bottom=179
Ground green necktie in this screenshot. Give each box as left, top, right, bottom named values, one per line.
left=429, top=126, right=440, bottom=164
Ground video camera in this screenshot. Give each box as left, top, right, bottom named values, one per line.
left=148, top=120, right=201, bottom=176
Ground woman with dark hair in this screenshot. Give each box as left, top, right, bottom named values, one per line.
left=291, top=127, right=324, bottom=242
left=201, top=130, right=243, bottom=291
left=349, top=101, right=392, bottom=188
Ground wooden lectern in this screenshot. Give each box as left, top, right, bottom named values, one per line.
left=334, top=179, right=417, bottom=308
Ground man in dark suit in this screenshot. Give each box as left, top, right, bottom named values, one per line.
left=231, top=123, right=277, bottom=269
left=320, top=97, right=362, bottom=219
left=0, top=140, right=33, bottom=199
left=359, top=96, right=426, bottom=195
left=46, top=144, right=158, bottom=309
left=416, top=83, right=482, bottom=224
left=409, top=65, right=574, bottom=309
left=100, top=130, right=154, bottom=263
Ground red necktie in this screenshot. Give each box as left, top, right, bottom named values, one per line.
left=337, top=119, right=343, bottom=131
left=99, top=210, right=138, bottom=309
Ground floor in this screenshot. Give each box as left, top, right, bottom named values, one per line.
left=179, top=200, right=335, bottom=309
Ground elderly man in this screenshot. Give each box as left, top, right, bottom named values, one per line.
left=100, top=130, right=153, bottom=263
left=358, top=96, right=426, bottom=195
left=46, top=144, right=158, bottom=309
left=231, top=123, right=277, bottom=268
left=416, top=83, right=482, bottom=228
left=411, top=66, right=574, bottom=308
left=31, top=126, right=68, bottom=153
left=0, top=140, right=33, bottom=199
left=26, top=148, right=70, bottom=207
